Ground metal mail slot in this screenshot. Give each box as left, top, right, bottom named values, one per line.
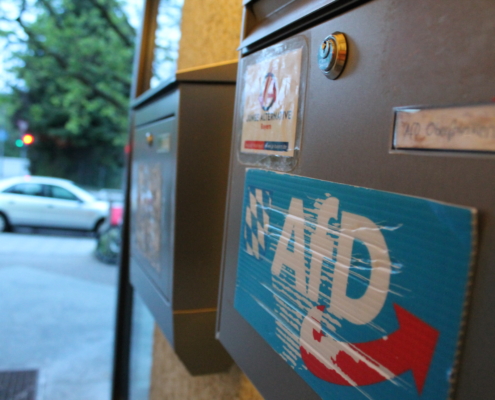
left=217, top=0, right=495, bottom=399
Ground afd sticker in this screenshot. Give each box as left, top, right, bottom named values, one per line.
left=234, top=169, right=476, bottom=400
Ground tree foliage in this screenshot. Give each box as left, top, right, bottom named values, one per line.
left=0, top=0, right=135, bottom=187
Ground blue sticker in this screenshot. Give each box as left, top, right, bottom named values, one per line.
left=234, top=169, right=476, bottom=400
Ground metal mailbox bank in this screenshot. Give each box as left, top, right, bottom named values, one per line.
left=217, top=0, right=495, bottom=399
left=130, top=62, right=236, bottom=375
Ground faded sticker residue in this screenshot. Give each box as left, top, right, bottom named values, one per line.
left=136, top=163, right=162, bottom=272
left=234, top=169, right=476, bottom=400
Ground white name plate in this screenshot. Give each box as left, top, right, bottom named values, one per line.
left=393, top=104, right=495, bottom=152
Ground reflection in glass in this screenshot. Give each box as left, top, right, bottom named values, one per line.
left=150, top=0, right=184, bottom=88
left=129, top=292, right=155, bottom=400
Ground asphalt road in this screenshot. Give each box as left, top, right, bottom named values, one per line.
left=0, top=231, right=118, bottom=400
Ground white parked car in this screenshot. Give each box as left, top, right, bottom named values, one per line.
left=0, top=176, right=109, bottom=233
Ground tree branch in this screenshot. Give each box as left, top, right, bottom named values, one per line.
left=15, top=16, right=127, bottom=112
left=111, top=0, right=137, bottom=37
left=73, top=71, right=128, bottom=112
left=86, top=0, right=133, bottom=48
left=38, top=0, right=62, bottom=29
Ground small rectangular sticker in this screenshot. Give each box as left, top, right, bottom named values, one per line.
left=393, top=103, right=495, bottom=152
left=156, top=133, right=171, bottom=153
left=235, top=169, right=476, bottom=400
left=240, top=48, right=302, bottom=156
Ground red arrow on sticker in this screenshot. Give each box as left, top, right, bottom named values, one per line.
left=300, top=304, right=439, bottom=393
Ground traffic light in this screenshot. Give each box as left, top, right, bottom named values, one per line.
left=22, top=133, right=34, bottom=145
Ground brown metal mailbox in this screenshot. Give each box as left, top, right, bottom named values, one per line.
left=217, top=0, right=495, bottom=399
left=130, top=62, right=236, bottom=375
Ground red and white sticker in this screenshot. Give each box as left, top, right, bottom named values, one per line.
left=241, top=48, right=302, bottom=157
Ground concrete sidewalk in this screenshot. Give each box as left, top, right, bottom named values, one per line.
left=0, top=232, right=118, bottom=400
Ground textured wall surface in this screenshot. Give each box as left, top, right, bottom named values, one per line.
left=150, top=327, right=264, bottom=400
left=177, top=0, right=242, bottom=70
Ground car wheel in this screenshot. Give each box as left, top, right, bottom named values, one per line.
left=0, top=213, right=9, bottom=232
left=93, top=218, right=106, bottom=238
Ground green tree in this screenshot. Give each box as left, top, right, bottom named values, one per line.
left=0, top=0, right=135, bottom=187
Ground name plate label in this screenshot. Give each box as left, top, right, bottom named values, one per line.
left=393, top=104, right=495, bottom=152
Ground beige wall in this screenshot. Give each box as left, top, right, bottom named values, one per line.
left=149, top=0, right=263, bottom=399
left=177, top=0, right=242, bottom=71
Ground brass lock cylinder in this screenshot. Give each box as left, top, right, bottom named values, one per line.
left=317, top=32, right=348, bottom=80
